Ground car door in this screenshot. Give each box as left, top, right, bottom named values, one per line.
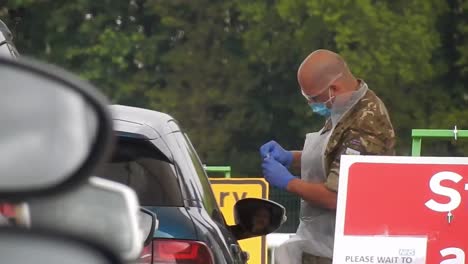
left=166, top=124, right=245, bottom=263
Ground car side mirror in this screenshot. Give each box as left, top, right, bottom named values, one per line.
left=230, top=198, right=287, bottom=240
left=0, top=56, right=113, bottom=201
left=139, top=208, right=157, bottom=247
left=0, top=54, right=122, bottom=264
left=27, top=177, right=142, bottom=261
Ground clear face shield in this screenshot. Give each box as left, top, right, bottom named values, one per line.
left=301, top=73, right=343, bottom=117
left=300, top=73, right=343, bottom=103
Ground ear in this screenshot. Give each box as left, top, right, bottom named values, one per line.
left=329, top=84, right=340, bottom=95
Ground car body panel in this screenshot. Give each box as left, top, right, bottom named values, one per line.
left=113, top=120, right=160, bottom=140
left=144, top=206, right=197, bottom=240
left=110, top=105, right=173, bottom=138
left=187, top=207, right=244, bottom=264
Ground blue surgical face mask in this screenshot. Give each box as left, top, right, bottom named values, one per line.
left=308, top=87, right=333, bottom=117
left=309, top=102, right=331, bottom=117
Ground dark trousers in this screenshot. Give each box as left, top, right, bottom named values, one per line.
left=302, top=252, right=332, bottom=264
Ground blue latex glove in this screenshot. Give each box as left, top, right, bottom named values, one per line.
left=259, top=140, right=293, bottom=168
left=262, top=157, right=295, bottom=190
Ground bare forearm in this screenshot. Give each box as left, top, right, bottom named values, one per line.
left=290, top=151, right=302, bottom=173
left=286, top=178, right=337, bottom=209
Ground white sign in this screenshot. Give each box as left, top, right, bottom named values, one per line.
left=334, top=236, right=427, bottom=264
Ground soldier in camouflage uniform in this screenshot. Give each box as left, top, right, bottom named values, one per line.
left=260, top=49, right=395, bottom=264
left=323, top=85, right=395, bottom=192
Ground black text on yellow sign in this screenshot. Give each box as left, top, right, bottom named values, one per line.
left=210, top=178, right=269, bottom=264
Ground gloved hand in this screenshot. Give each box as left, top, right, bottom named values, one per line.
left=259, top=140, right=293, bottom=168
left=262, top=157, right=296, bottom=190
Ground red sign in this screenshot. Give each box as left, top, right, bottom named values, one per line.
left=334, top=156, right=468, bottom=264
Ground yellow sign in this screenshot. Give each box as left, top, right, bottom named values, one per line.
left=210, top=178, right=269, bottom=264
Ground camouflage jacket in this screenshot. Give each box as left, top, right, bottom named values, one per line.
left=323, top=83, right=396, bottom=192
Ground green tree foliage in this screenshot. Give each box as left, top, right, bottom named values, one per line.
left=1, top=0, right=467, bottom=175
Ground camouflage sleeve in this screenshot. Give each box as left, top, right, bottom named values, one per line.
left=324, top=128, right=392, bottom=192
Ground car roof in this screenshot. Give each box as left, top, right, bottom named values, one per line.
left=109, top=105, right=180, bottom=139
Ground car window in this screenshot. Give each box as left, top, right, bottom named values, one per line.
left=95, top=137, right=183, bottom=207
left=172, top=131, right=225, bottom=223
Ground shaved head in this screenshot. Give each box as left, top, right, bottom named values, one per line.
left=298, top=49, right=356, bottom=96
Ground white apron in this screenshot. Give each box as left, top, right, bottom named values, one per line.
left=275, top=128, right=334, bottom=263
left=275, top=83, right=369, bottom=264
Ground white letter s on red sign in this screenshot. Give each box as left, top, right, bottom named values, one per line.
left=425, top=171, right=463, bottom=212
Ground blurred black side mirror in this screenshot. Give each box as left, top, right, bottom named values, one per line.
left=230, top=198, right=286, bottom=240
left=139, top=208, right=157, bottom=247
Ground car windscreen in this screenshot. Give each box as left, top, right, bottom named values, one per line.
left=95, top=136, right=183, bottom=207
